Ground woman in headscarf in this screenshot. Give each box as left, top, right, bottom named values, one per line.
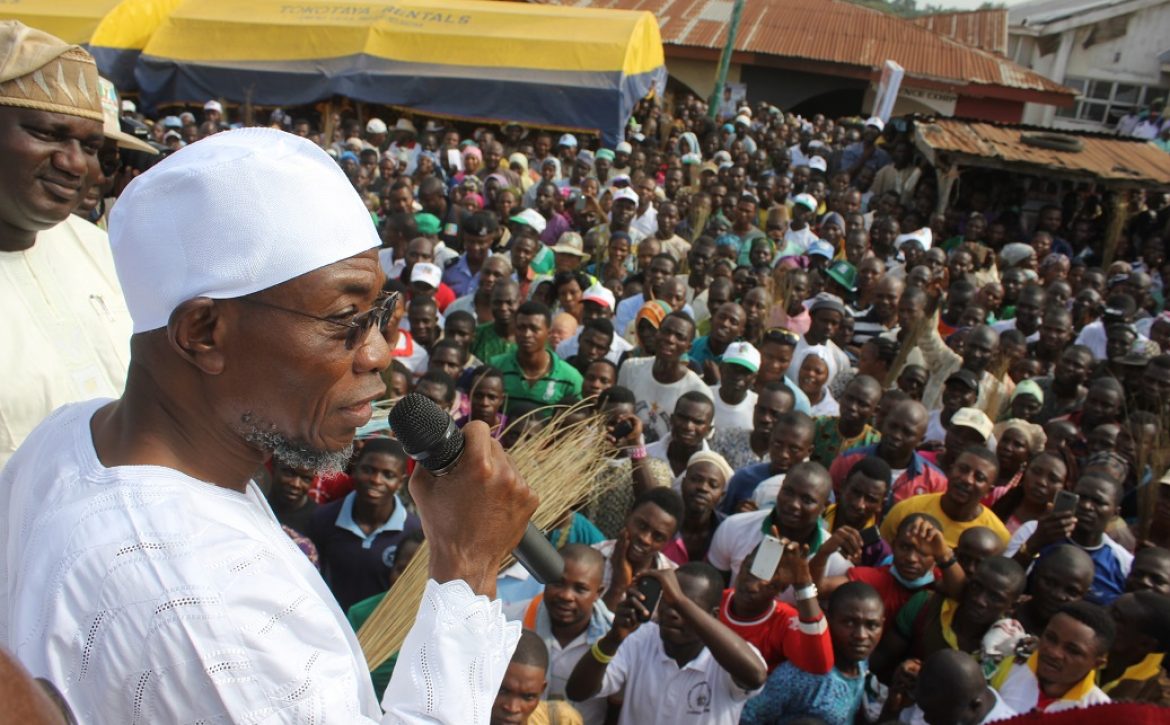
left=985, top=419, right=1047, bottom=505
left=523, top=158, right=561, bottom=207
left=797, top=345, right=838, bottom=416
left=508, top=152, right=537, bottom=192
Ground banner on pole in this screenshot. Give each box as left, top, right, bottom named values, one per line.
left=872, top=60, right=904, bottom=123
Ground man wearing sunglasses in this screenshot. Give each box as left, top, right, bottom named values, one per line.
left=1, top=129, right=539, bottom=723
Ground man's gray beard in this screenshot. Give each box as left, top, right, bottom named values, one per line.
left=235, top=413, right=353, bottom=475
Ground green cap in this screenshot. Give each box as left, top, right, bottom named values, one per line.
left=414, top=212, right=441, bottom=236
left=825, top=260, right=857, bottom=292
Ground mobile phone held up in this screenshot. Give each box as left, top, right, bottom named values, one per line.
left=1052, top=490, right=1079, bottom=516
left=750, top=535, right=785, bottom=581
left=859, top=526, right=881, bottom=548
left=633, top=576, right=662, bottom=622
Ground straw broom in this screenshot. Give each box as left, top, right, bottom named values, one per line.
left=357, top=402, right=616, bottom=671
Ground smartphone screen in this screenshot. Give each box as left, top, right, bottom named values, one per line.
left=1053, top=490, right=1079, bottom=515
left=859, top=526, right=881, bottom=547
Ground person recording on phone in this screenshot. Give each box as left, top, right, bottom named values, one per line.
left=0, top=129, right=538, bottom=723
left=564, top=563, right=768, bottom=725
left=1007, top=474, right=1132, bottom=606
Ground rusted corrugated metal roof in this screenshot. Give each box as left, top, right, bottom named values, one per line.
left=914, top=117, right=1170, bottom=185
left=913, top=9, right=1008, bottom=55
left=572, top=0, right=1070, bottom=96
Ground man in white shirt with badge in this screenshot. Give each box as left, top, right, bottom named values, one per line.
left=565, top=563, right=767, bottom=725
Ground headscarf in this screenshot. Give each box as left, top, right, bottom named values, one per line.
left=686, top=450, right=734, bottom=484
left=993, top=419, right=1046, bottom=454
left=540, top=156, right=562, bottom=181
left=461, top=145, right=483, bottom=162
left=1011, top=379, right=1044, bottom=404
left=635, top=299, right=672, bottom=329
left=794, top=343, right=839, bottom=385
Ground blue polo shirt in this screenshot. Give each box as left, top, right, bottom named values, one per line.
left=307, top=492, right=421, bottom=611
left=718, top=461, right=779, bottom=515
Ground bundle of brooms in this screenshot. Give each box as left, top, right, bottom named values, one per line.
left=357, top=402, right=616, bottom=671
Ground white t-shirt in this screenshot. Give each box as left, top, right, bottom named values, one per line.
left=0, top=216, right=132, bottom=468
left=617, top=357, right=711, bottom=443
left=751, top=473, right=787, bottom=508
left=711, top=385, right=757, bottom=433
left=706, top=509, right=852, bottom=599
left=593, top=622, right=764, bottom=725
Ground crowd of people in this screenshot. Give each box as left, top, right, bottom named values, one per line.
left=5, top=16, right=1170, bottom=725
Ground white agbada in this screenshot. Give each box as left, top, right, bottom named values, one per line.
left=0, top=215, right=132, bottom=468
left=0, top=399, right=519, bottom=723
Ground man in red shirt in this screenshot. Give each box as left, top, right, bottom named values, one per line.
left=718, top=539, right=833, bottom=672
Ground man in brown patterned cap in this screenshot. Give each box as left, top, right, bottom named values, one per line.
left=0, top=21, right=132, bottom=467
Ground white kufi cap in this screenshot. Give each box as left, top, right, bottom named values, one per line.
left=109, top=128, right=379, bottom=332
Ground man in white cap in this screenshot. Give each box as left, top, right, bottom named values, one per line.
left=839, top=116, right=889, bottom=178
left=0, top=22, right=134, bottom=468
left=388, top=117, right=419, bottom=174
left=364, top=117, right=388, bottom=152
left=612, top=140, right=633, bottom=177
left=710, top=341, right=761, bottom=431
left=0, top=128, right=539, bottom=723
left=783, top=193, right=820, bottom=255
left=555, top=283, right=633, bottom=364
left=203, top=99, right=224, bottom=128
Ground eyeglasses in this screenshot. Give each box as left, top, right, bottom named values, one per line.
left=763, top=327, right=801, bottom=344
left=237, top=291, right=400, bottom=350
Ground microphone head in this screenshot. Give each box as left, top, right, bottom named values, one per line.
left=389, top=392, right=465, bottom=473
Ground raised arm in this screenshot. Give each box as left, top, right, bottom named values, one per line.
left=640, top=569, right=767, bottom=690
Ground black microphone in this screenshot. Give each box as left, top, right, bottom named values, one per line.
left=388, top=393, right=565, bottom=585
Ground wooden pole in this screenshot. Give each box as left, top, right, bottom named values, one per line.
left=1101, top=191, right=1128, bottom=268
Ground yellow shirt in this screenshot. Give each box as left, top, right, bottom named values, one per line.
left=880, top=493, right=1010, bottom=549
left=526, top=700, right=584, bottom=725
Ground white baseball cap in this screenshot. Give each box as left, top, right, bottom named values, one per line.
left=582, top=283, right=615, bottom=310
left=203, top=100, right=223, bottom=113
left=410, top=262, right=442, bottom=289
left=612, top=187, right=639, bottom=205
left=508, top=208, right=547, bottom=235
left=950, top=407, right=993, bottom=441
left=366, top=118, right=387, bottom=134
left=808, top=156, right=828, bottom=173
left=615, top=141, right=632, bottom=154
left=722, top=341, right=761, bottom=373
left=558, top=133, right=578, bottom=148
left=895, top=227, right=933, bottom=251
left=110, top=129, right=379, bottom=333
left=792, top=193, right=818, bottom=212
left=866, top=116, right=885, bottom=131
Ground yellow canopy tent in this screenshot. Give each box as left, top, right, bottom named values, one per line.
left=128, top=0, right=665, bottom=144
left=0, top=0, right=122, bottom=44
left=88, top=0, right=183, bottom=92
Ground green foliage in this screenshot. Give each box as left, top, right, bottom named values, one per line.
left=843, top=0, right=1005, bottom=17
